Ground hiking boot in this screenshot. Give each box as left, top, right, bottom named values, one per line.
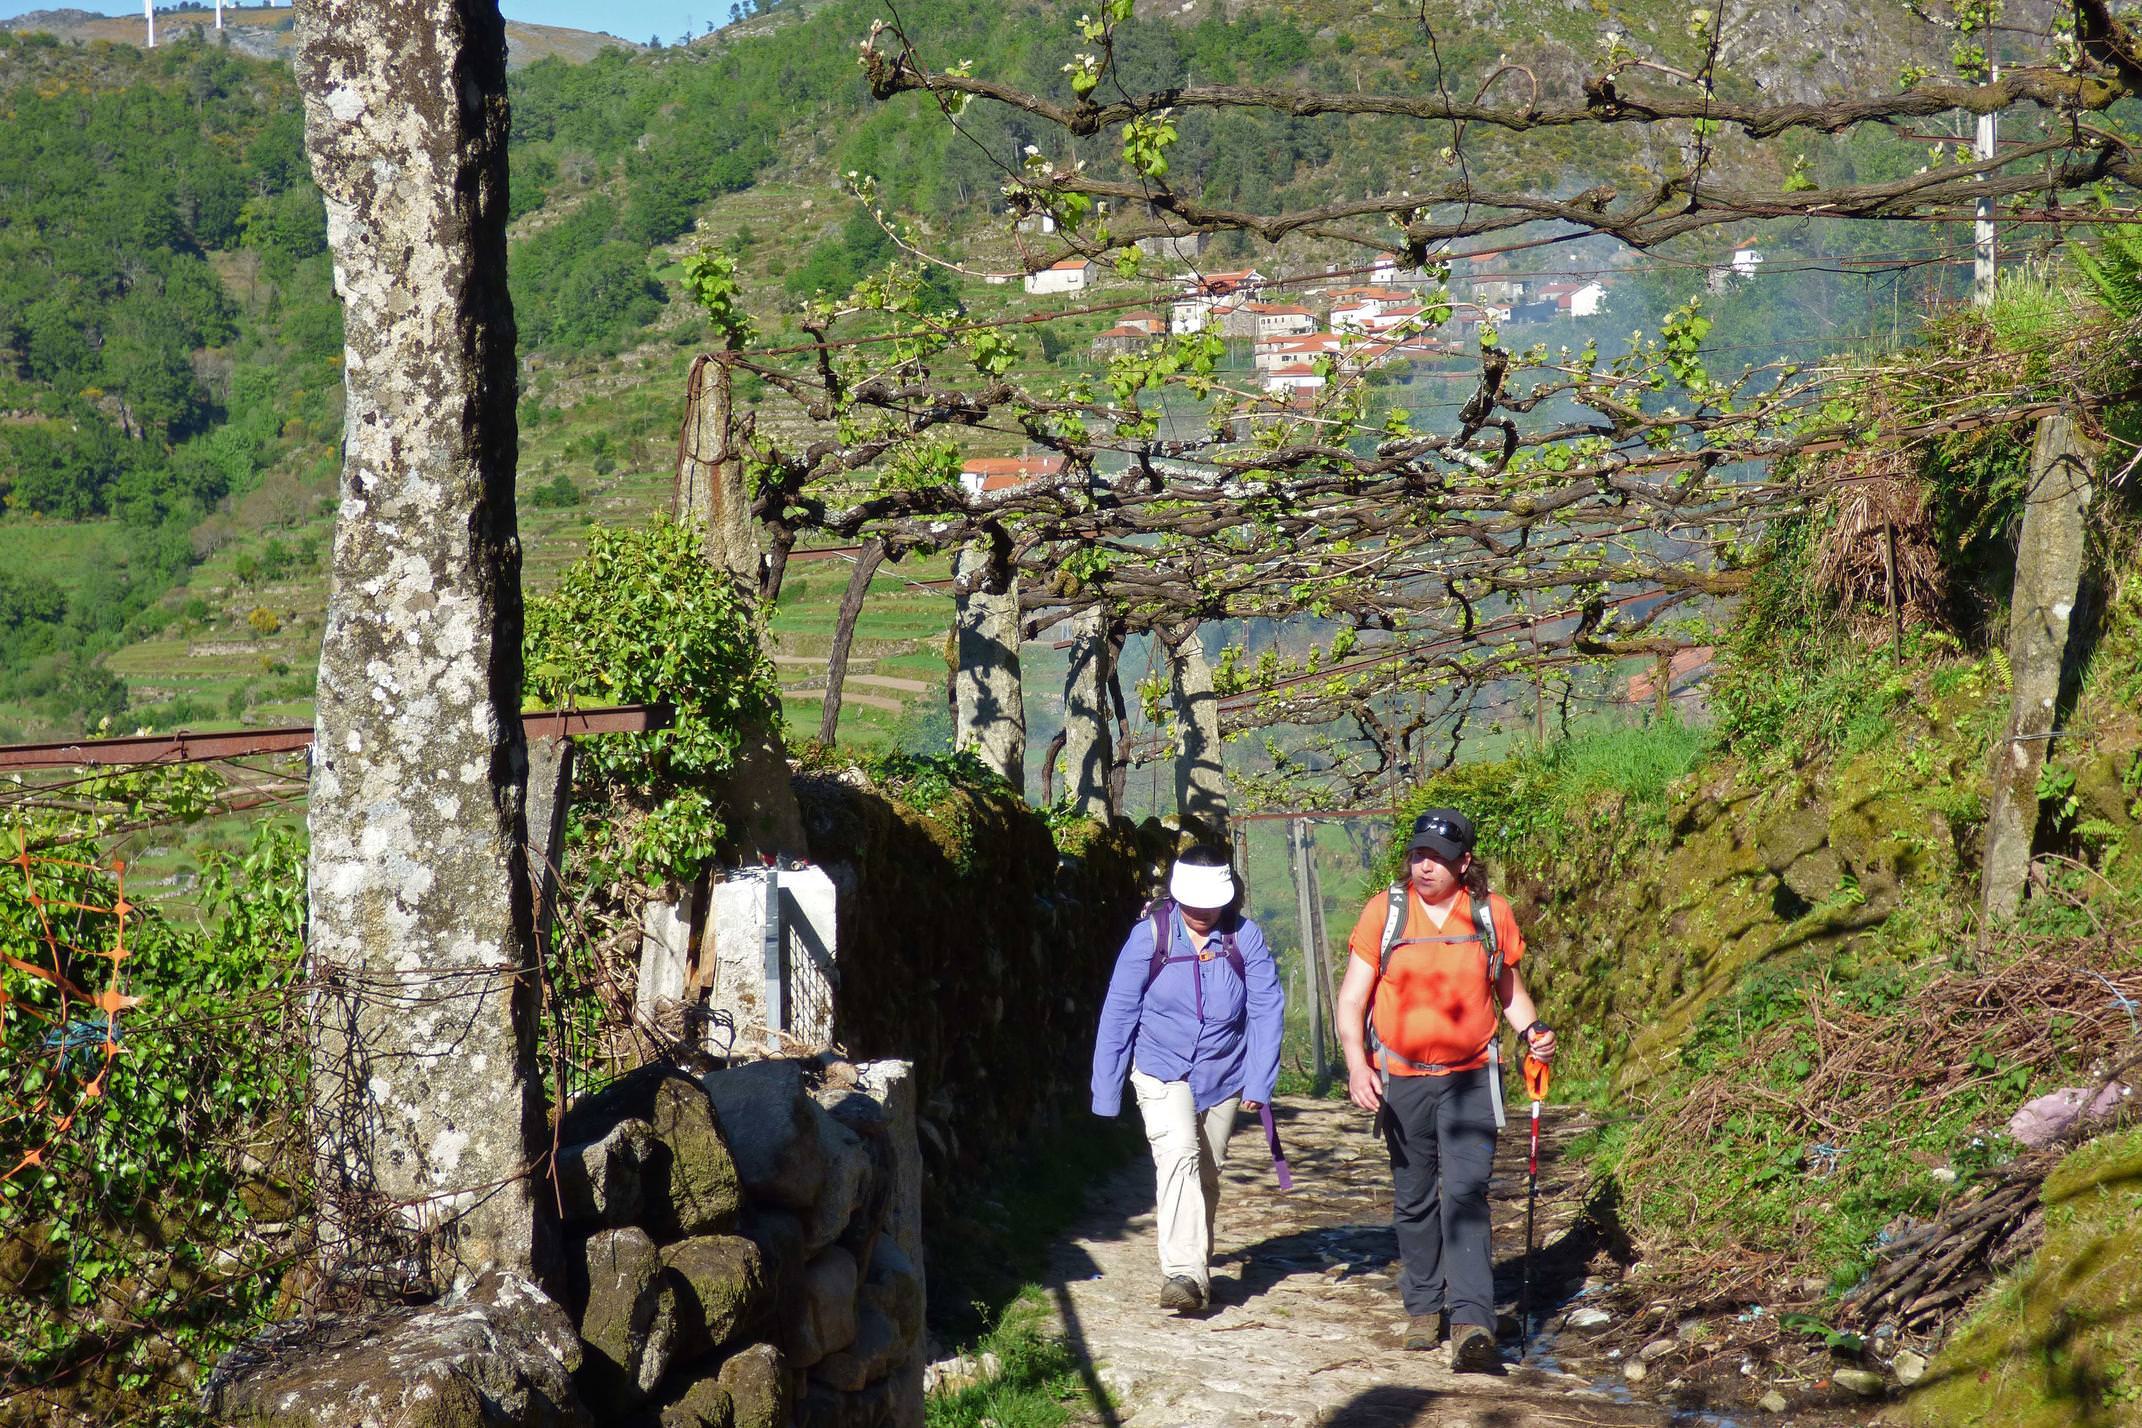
left=1402, top=1312, right=1447, bottom=1351
left=1448, top=1322, right=1499, bottom=1374
left=1158, top=1275, right=1204, bottom=1312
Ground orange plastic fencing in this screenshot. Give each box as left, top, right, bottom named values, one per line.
left=1, top=829, right=139, bottom=1187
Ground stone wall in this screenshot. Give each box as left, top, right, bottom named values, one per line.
left=793, top=775, right=1167, bottom=1190
left=207, top=1056, right=925, bottom=1428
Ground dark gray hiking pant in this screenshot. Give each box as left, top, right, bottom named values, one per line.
left=1382, top=1065, right=1498, bottom=1326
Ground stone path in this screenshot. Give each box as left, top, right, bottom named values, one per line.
left=1044, top=1094, right=1672, bottom=1428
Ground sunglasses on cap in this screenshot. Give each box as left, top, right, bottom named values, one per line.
left=1414, top=815, right=1464, bottom=842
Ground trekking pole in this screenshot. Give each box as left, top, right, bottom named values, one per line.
left=1519, top=1051, right=1552, bottom=1360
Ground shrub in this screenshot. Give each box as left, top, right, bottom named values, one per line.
left=526, top=471, right=585, bottom=509
left=524, top=518, right=779, bottom=885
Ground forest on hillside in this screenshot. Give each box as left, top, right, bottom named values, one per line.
left=0, top=0, right=2003, bottom=743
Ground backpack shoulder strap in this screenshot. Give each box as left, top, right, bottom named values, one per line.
left=1471, top=888, right=1503, bottom=989
left=1376, top=882, right=1408, bottom=980
left=1143, top=899, right=1175, bottom=992
left=1218, top=921, right=1246, bottom=983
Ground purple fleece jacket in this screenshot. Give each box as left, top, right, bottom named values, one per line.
left=1090, top=908, right=1285, bottom=1116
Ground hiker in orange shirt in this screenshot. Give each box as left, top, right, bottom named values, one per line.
left=1334, top=808, right=1557, bottom=1373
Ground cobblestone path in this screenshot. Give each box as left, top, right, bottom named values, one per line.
left=1042, top=1093, right=1673, bottom=1428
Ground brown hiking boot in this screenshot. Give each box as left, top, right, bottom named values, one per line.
left=1402, top=1312, right=1447, bottom=1350
left=1448, top=1322, right=1499, bottom=1373
left=1158, top=1276, right=1204, bottom=1313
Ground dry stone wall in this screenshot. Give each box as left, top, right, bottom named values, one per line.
left=207, top=1056, right=924, bottom=1428
left=793, top=775, right=1168, bottom=1195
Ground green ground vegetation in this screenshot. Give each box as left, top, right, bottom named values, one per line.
left=1893, top=1127, right=2142, bottom=1426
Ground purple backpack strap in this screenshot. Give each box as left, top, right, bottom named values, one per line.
left=1258, top=1102, right=1293, bottom=1191
left=1143, top=899, right=1175, bottom=992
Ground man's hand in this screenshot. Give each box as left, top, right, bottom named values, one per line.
left=1525, top=1023, right=1557, bottom=1062
left=1347, top=1062, right=1382, bottom=1113
left=1240, top=1100, right=1263, bottom=1113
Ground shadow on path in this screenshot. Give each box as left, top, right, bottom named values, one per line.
left=1049, top=1241, right=1125, bottom=1428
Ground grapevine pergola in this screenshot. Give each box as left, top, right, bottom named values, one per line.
left=678, top=0, right=2142, bottom=816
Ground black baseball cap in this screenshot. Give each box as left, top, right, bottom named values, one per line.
left=1404, top=808, right=1475, bottom=862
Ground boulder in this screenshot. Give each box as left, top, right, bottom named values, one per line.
left=817, top=1087, right=893, bottom=1269
left=1893, top=1348, right=1929, bottom=1385
left=797, top=1378, right=894, bottom=1428
left=579, top=1227, right=678, bottom=1407
left=802, top=1107, right=874, bottom=1258
left=201, top=1272, right=590, bottom=1428
left=738, top=1207, right=807, bottom=1323
left=651, top=1076, right=745, bottom=1236
left=561, top=1066, right=741, bottom=1237
left=716, top=1343, right=790, bottom=1428
left=813, top=1306, right=899, bottom=1393
left=704, top=1061, right=823, bottom=1211
left=849, top=1062, right=923, bottom=1304
left=860, top=1241, right=922, bottom=1351
left=663, top=1235, right=766, bottom=1363
left=788, top=1246, right=858, bottom=1369
left=554, top=1117, right=654, bottom=1226
left=660, top=1378, right=736, bottom=1428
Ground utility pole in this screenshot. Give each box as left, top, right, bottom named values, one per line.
left=1974, top=65, right=1997, bottom=307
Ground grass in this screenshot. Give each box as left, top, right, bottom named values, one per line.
left=924, top=1117, right=1142, bottom=1425
left=926, top=1290, right=1101, bottom=1428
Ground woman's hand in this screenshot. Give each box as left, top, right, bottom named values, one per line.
left=1525, top=1023, right=1557, bottom=1062
left=1347, top=1062, right=1383, bottom=1114
left=1240, top=1100, right=1262, bottom=1113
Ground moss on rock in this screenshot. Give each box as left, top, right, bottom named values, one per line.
left=1890, top=1127, right=2142, bottom=1427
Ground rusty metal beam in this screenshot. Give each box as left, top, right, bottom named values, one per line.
left=1234, top=808, right=1396, bottom=822
left=0, top=703, right=673, bottom=770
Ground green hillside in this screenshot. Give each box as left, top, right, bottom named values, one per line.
left=0, top=0, right=1989, bottom=757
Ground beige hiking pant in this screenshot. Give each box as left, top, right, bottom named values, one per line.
left=1129, top=1069, right=1241, bottom=1291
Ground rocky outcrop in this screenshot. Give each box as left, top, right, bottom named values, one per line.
left=201, top=1273, right=590, bottom=1428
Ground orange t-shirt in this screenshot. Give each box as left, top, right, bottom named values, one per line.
left=1347, top=887, right=1524, bottom=1075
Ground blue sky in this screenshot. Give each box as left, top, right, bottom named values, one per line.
left=0, top=3, right=718, bottom=46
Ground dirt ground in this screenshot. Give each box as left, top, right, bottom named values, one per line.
left=1041, top=1093, right=1888, bottom=1428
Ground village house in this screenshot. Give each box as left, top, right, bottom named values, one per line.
left=1539, top=279, right=1608, bottom=318
left=1137, top=232, right=1207, bottom=265
left=1119, top=311, right=1167, bottom=335
left=1024, top=257, right=1094, bottom=295
left=1090, top=325, right=1151, bottom=357
left=1350, top=337, right=1448, bottom=369
left=960, top=454, right=1068, bottom=499
left=1346, top=303, right=1441, bottom=337
left=1328, top=286, right=1414, bottom=332
left=1169, top=268, right=1265, bottom=332
left=1263, top=360, right=1327, bottom=394
left=1471, top=277, right=1527, bottom=306
left=1253, top=332, right=1343, bottom=372
left=1711, top=238, right=1764, bottom=292
left=1246, top=303, right=1317, bottom=338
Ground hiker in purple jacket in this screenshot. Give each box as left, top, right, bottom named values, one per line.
left=1092, top=846, right=1285, bottom=1313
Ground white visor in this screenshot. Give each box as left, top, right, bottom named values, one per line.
left=1169, top=861, right=1236, bottom=910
